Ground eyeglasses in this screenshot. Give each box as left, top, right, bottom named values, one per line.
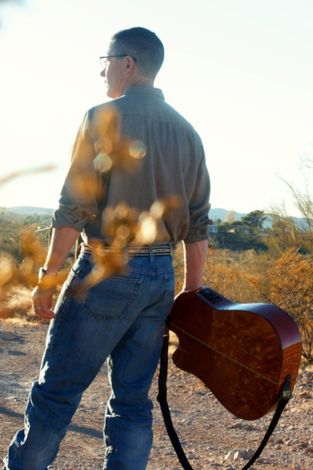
left=99, top=54, right=137, bottom=70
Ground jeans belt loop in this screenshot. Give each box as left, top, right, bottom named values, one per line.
left=149, top=246, right=154, bottom=262
left=124, top=246, right=129, bottom=264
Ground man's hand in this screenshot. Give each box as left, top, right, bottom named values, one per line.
left=32, top=286, right=55, bottom=320
left=31, top=226, right=80, bottom=321
left=174, top=286, right=198, bottom=300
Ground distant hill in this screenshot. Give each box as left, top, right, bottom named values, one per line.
left=6, top=206, right=236, bottom=220
left=2, top=206, right=305, bottom=228
left=209, top=208, right=246, bottom=221
left=3, top=206, right=54, bottom=216
left=209, top=208, right=307, bottom=229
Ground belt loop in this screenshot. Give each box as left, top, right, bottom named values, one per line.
left=124, top=246, right=129, bottom=264
left=170, top=243, right=174, bottom=257
left=149, top=246, right=154, bottom=262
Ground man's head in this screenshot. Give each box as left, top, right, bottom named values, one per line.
left=100, top=27, right=164, bottom=98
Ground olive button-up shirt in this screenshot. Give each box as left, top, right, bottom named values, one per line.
left=52, top=85, right=210, bottom=247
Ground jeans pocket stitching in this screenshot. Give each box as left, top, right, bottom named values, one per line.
left=164, top=273, right=175, bottom=304
left=83, top=278, right=142, bottom=320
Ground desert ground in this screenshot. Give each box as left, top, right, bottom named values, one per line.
left=1, top=318, right=313, bottom=470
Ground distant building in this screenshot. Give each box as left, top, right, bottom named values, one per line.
left=208, top=224, right=218, bottom=234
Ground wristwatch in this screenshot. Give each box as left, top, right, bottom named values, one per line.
left=37, top=267, right=58, bottom=292
left=38, top=267, right=47, bottom=281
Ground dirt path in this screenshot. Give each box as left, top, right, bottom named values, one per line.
left=1, top=319, right=313, bottom=470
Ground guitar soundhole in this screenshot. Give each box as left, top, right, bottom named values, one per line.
left=198, top=288, right=226, bottom=304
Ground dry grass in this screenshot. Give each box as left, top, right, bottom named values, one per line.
left=1, top=286, right=37, bottom=322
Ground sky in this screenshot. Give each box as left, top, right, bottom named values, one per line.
left=1, top=0, right=313, bottom=217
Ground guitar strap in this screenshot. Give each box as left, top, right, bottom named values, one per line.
left=157, top=329, right=292, bottom=470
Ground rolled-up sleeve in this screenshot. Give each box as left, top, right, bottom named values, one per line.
left=184, top=145, right=211, bottom=244
left=52, top=112, right=100, bottom=231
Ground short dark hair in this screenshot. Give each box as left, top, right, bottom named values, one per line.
left=111, top=27, right=164, bottom=79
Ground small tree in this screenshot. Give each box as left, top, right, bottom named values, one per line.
left=241, top=210, right=267, bottom=230
left=281, top=157, right=313, bottom=254
left=268, top=249, right=313, bottom=362
left=264, top=212, right=306, bottom=256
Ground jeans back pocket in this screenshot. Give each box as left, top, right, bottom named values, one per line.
left=82, top=275, right=142, bottom=320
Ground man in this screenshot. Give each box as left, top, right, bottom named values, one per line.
left=3, top=27, right=210, bottom=469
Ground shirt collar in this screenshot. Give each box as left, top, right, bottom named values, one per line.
left=124, top=85, right=164, bottom=100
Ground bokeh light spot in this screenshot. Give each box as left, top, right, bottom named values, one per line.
left=93, top=153, right=113, bottom=173
left=129, top=140, right=147, bottom=159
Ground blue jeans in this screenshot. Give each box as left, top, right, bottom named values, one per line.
left=3, top=250, right=174, bottom=470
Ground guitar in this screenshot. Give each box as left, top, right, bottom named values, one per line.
left=168, top=287, right=302, bottom=420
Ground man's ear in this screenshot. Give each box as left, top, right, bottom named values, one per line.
left=125, top=56, right=135, bottom=72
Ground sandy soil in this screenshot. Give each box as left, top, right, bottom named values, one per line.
left=1, top=319, right=313, bottom=470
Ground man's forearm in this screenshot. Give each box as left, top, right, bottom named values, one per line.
left=43, top=227, right=81, bottom=273
left=182, top=239, right=208, bottom=291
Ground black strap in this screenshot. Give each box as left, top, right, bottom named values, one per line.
left=157, top=330, right=193, bottom=470
left=157, top=330, right=292, bottom=470
left=241, top=375, right=291, bottom=469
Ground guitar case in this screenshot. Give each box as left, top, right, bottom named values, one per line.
left=157, top=287, right=302, bottom=469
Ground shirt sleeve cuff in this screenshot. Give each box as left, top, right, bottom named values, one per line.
left=184, top=226, right=209, bottom=244
left=51, top=204, right=93, bottom=232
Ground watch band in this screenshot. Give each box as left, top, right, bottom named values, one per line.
left=38, top=267, right=47, bottom=281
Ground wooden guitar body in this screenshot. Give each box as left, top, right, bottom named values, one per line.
left=168, top=287, right=302, bottom=420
